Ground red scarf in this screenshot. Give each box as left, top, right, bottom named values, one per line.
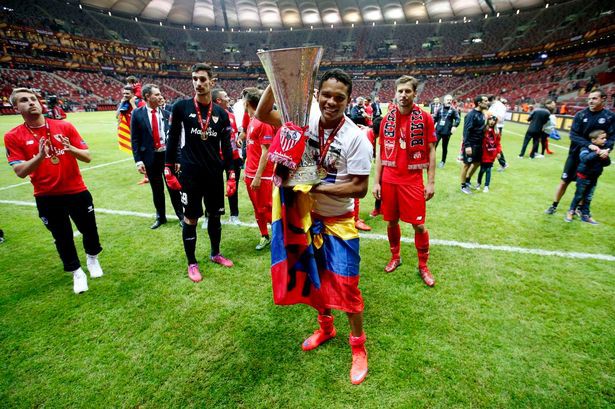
left=381, top=105, right=429, bottom=170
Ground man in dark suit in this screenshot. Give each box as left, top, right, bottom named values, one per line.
left=131, top=84, right=183, bottom=229
left=518, top=100, right=555, bottom=159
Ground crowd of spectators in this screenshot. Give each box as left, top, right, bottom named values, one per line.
left=1, top=0, right=613, bottom=114
left=1, top=56, right=610, bottom=115
left=3, top=0, right=611, bottom=66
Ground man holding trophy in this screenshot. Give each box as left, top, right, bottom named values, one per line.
left=256, top=57, right=372, bottom=385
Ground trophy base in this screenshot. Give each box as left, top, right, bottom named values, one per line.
left=283, top=165, right=321, bottom=187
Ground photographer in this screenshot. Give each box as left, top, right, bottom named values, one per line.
left=350, top=97, right=369, bottom=126
left=46, top=95, right=66, bottom=120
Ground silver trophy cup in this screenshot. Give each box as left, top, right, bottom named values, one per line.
left=257, top=46, right=324, bottom=186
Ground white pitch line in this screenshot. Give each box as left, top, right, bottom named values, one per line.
left=0, top=157, right=132, bottom=191
left=1, top=199, right=613, bottom=262
left=505, top=129, right=568, bottom=151
left=360, top=232, right=615, bottom=262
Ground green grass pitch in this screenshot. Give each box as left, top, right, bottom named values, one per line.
left=0, top=111, right=613, bottom=408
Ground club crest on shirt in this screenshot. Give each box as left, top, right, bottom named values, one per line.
left=212, top=116, right=219, bottom=124
left=280, top=126, right=302, bottom=152
left=598, top=118, right=606, bottom=124
left=189, top=113, right=197, bottom=118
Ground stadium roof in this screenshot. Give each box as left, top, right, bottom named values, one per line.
left=81, top=0, right=552, bottom=29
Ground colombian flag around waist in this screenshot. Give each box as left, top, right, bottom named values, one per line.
left=118, top=113, right=132, bottom=154
left=270, top=186, right=363, bottom=313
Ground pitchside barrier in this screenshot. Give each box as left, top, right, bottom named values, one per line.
left=508, top=111, right=574, bottom=131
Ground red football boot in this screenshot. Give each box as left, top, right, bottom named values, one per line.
left=302, top=315, right=336, bottom=351
left=355, top=219, right=372, bottom=231
left=369, top=208, right=380, bottom=217
left=349, top=333, right=368, bottom=385
left=187, top=263, right=202, bottom=283
left=419, top=266, right=435, bottom=287
left=384, top=258, right=402, bottom=273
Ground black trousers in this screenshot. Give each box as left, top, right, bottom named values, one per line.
left=146, top=151, right=183, bottom=221
left=520, top=131, right=542, bottom=158
left=436, top=132, right=452, bottom=163
left=225, top=158, right=243, bottom=217
left=36, top=190, right=102, bottom=272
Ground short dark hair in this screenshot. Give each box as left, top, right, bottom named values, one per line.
left=590, top=88, right=607, bottom=99
left=141, top=83, right=158, bottom=101
left=242, top=87, right=259, bottom=98
left=191, top=63, right=213, bottom=79
left=589, top=129, right=606, bottom=140
left=395, top=75, right=418, bottom=92
left=318, top=69, right=352, bottom=97
left=123, top=85, right=135, bottom=93
left=244, top=88, right=262, bottom=109
left=125, top=76, right=138, bottom=84
left=545, top=99, right=554, bottom=105
left=211, top=88, right=225, bottom=102
left=474, top=94, right=486, bottom=106
left=372, top=116, right=382, bottom=137
left=488, top=95, right=496, bottom=102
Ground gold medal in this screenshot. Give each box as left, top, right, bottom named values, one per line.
left=50, top=156, right=60, bottom=165
left=318, top=167, right=327, bottom=179
left=200, top=132, right=208, bottom=141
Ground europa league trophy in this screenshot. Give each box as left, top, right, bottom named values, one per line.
left=257, top=46, right=324, bottom=186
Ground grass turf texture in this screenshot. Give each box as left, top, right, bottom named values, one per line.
left=0, top=111, right=613, bottom=408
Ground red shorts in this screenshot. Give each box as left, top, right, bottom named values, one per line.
left=245, top=177, right=273, bottom=223
left=381, top=182, right=426, bottom=225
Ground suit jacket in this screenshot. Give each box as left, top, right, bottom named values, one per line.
left=130, top=105, right=171, bottom=168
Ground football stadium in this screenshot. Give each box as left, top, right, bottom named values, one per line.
left=0, top=0, right=613, bottom=406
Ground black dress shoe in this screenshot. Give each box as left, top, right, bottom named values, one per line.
left=150, top=219, right=167, bottom=229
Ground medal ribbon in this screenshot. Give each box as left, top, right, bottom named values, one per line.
left=193, top=97, right=213, bottom=139
left=317, top=117, right=345, bottom=168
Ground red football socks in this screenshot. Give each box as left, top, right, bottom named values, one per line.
left=302, top=314, right=336, bottom=351
left=349, top=332, right=368, bottom=385
left=415, top=230, right=430, bottom=269
left=387, top=224, right=401, bottom=259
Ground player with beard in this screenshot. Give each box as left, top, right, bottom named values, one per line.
left=165, top=63, right=237, bottom=283
left=256, top=69, right=372, bottom=385
left=373, top=76, right=436, bottom=287
left=4, top=88, right=104, bottom=294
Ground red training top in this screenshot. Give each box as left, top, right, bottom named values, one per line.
left=227, top=110, right=240, bottom=160
left=4, top=119, right=88, bottom=196
left=245, top=117, right=275, bottom=178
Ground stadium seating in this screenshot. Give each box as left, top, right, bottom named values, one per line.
left=0, top=0, right=612, bottom=114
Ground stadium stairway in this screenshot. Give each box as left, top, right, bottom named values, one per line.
left=51, top=73, right=87, bottom=96
left=161, top=84, right=187, bottom=100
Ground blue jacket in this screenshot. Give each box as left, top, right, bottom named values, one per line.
left=130, top=105, right=172, bottom=168
left=577, top=147, right=611, bottom=179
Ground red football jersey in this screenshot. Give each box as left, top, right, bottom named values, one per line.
left=380, top=107, right=436, bottom=186
left=4, top=119, right=88, bottom=196
left=227, top=110, right=240, bottom=160
left=245, top=117, right=275, bottom=178
left=481, top=127, right=502, bottom=164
